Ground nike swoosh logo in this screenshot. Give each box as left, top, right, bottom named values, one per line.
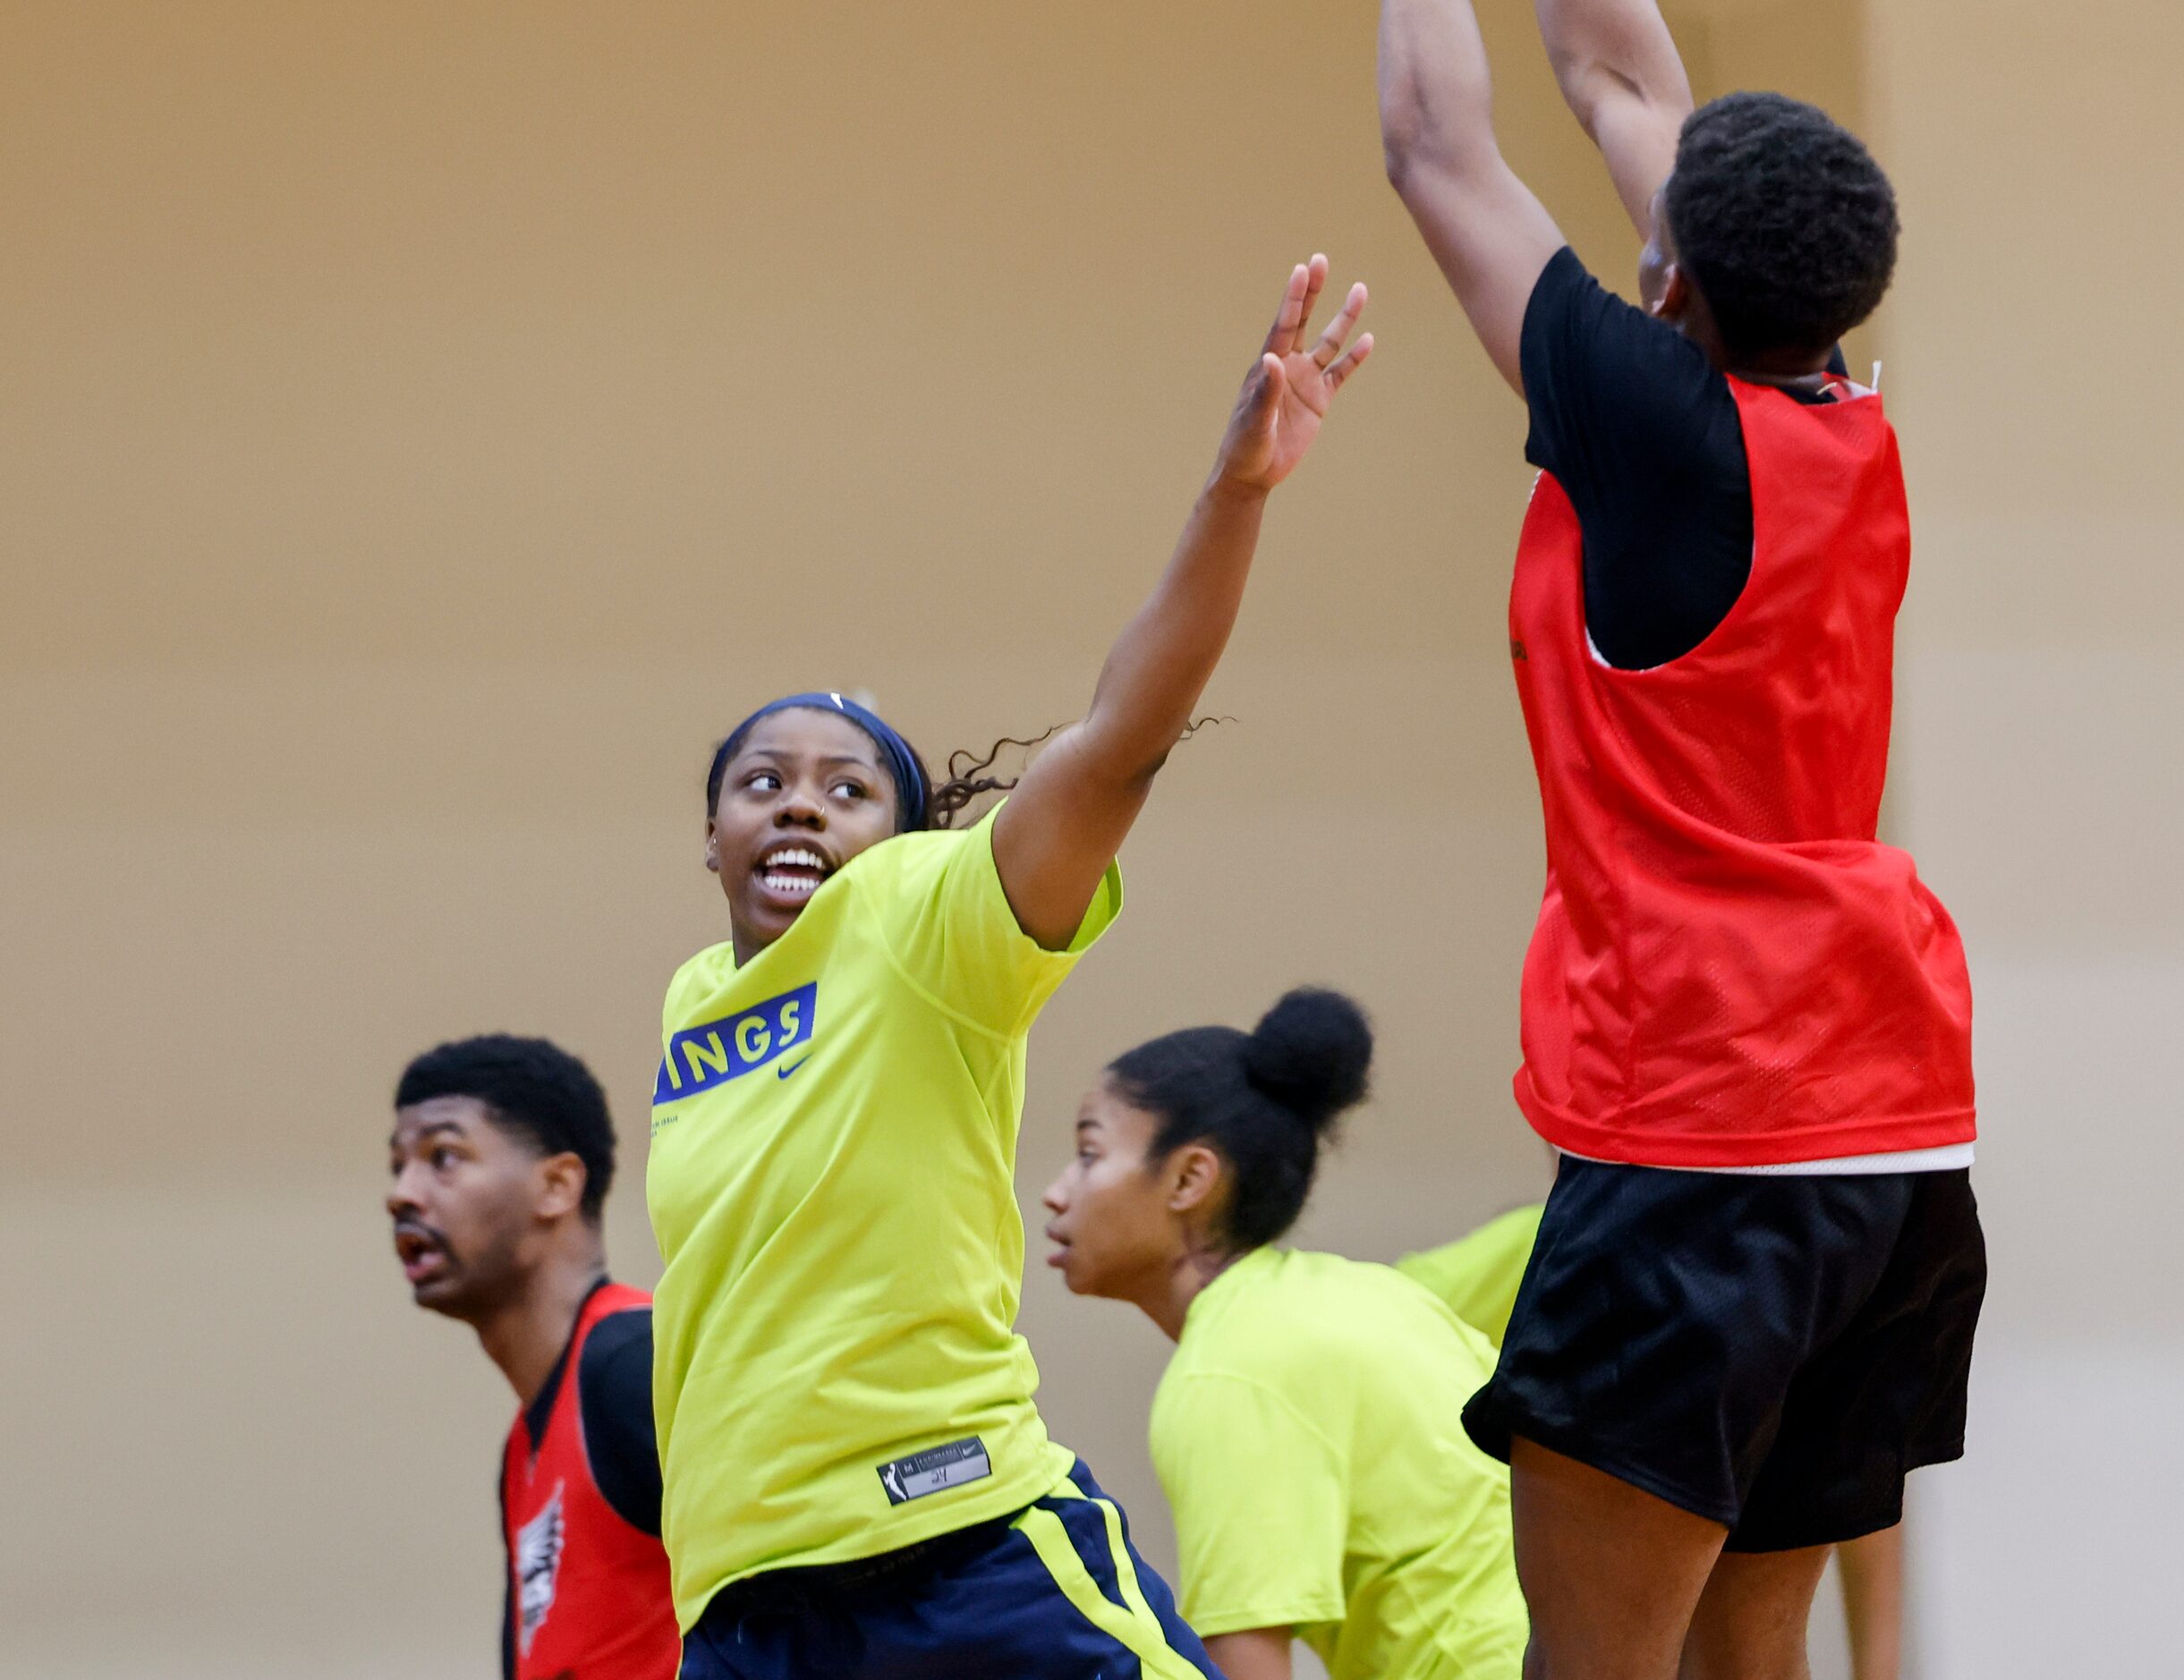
left=777, top=1056, right=812, bottom=1080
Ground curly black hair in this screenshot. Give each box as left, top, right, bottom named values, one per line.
left=1109, top=988, right=1373, bottom=1252
left=1664, top=91, right=1899, bottom=362
left=395, top=1034, right=616, bottom=1221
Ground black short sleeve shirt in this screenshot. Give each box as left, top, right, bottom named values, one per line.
left=1519, top=247, right=1847, bottom=670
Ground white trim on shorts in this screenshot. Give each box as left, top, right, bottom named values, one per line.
left=1558, top=1142, right=1975, bottom=1176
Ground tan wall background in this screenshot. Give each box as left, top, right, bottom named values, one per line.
left=1865, top=3, right=2184, bottom=1674
left=1, top=4, right=2168, bottom=1676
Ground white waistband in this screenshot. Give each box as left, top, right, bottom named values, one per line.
left=1559, top=1142, right=1975, bottom=1176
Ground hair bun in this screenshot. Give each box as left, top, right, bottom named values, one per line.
left=1241, top=988, right=1372, bottom=1135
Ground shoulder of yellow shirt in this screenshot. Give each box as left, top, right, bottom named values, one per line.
left=1393, top=1202, right=1545, bottom=1335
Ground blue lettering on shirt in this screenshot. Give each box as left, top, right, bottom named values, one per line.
left=653, top=983, right=818, bottom=1106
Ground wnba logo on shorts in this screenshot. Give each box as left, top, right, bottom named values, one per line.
left=653, top=983, right=819, bottom=1105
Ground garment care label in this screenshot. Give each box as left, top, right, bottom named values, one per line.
left=876, top=1438, right=992, bottom=1506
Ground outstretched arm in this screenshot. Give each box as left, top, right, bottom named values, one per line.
left=1380, top=0, right=1566, bottom=394
left=991, top=258, right=1372, bottom=949
left=1534, top=0, right=1694, bottom=236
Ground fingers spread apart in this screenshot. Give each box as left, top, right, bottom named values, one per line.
left=1325, top=331, right=1373, bottom=392
left=1311, top=282, right=1370, bottom=370
left=1262, top=253, right=1330, bottom=357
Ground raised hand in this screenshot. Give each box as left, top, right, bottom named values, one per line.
left=991, top=264, right=1371, bottom=951
left=1213, top=254, right=1373, bottom=496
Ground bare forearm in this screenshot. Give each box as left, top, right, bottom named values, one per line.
left=1379, top=0, right=1501, bottom=185
left=1077, top=478, right=1267, bottom=785
left=990, top=260, right=1367, bottom=949
left=1380, top=0, right=1565, bottom=392
left=1534, top=0, right=1689, bottom=125
left=1533, top=0, right=1691, bottom=231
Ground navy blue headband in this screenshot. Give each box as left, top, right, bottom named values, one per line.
left=724, top=692, right=931, bottom=833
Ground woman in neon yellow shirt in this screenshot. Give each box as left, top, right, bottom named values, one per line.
left=652, top=259, right=1372, bottom=1680
left=1041, top=989, right=1530, bottom=1680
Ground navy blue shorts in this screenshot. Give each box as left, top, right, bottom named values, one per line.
left=1464, top=1156, right=1985, bottom=1552
left=679, top=1461, right=1222, bottom=1679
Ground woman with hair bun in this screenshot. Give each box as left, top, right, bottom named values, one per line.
left=1041, top=989, right=1528, bottom=1680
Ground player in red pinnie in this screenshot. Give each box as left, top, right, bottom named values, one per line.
left=1379, top=0, right=1984, bottom=1673
left=387, top=1034, right=678, bottom=1680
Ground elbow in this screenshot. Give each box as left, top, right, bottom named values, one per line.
left=1535, top=42, right=1599, bottom=134
left=1096, top=732, right=1175, bottom=795
left=1379, top=91, right=1431, bottom=195
left=1377, top=54, right=1423, bottom=183
left=1381, top=126, right=1418, bottom=194
left=1381, top=115, right=1478, bottom=214
left=1541, top=39, right=1589, bottom=106
left=1378, top=71, right=1488, bottom=199
left=1548, top=55, right=1656, bottom=148
left=1074, top=710, right=1177, bottom=796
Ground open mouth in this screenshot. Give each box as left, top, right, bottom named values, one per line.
left=752, top=844, right=836, bottom=904
left=393, top=1225, right=450, bottom=1287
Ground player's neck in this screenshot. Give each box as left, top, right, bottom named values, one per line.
left=1729, top=353, right=1836, bottom=385
left=1678, top=301, right=1831, bottom=383
left=474, top=1248, right=608, bottom=1408
left=1709, top=328, right=1833, bottom=383
left=1142, top=1243, right=1242, bottom=1343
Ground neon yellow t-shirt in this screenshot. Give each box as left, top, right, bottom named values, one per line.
left=1149, top=1248, right=1528, bottom=1680
left=646, top=806, right=1120, bottom=1630
left=1395, top=1202, right=1545, bottom=1349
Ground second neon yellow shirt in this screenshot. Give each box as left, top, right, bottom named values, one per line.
left=1395, top=1201, right=1545, bottom=1348
left=646, top=807, right=1120, bottom=1631
left=1150, top=1247, right=1529, bottom=1680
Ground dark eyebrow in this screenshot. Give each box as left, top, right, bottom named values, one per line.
left=394, top=1120, right=469, bottom=1149
left=736, top=749, right=881, bottom=772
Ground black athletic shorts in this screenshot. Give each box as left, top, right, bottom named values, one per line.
left=1462, top=1154, right=1986, bottom=1552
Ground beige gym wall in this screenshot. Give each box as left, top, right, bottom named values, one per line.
left=3, top=3, right=2163, bottom=1676
left=1864, top=2, right=2184, bottom=1674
